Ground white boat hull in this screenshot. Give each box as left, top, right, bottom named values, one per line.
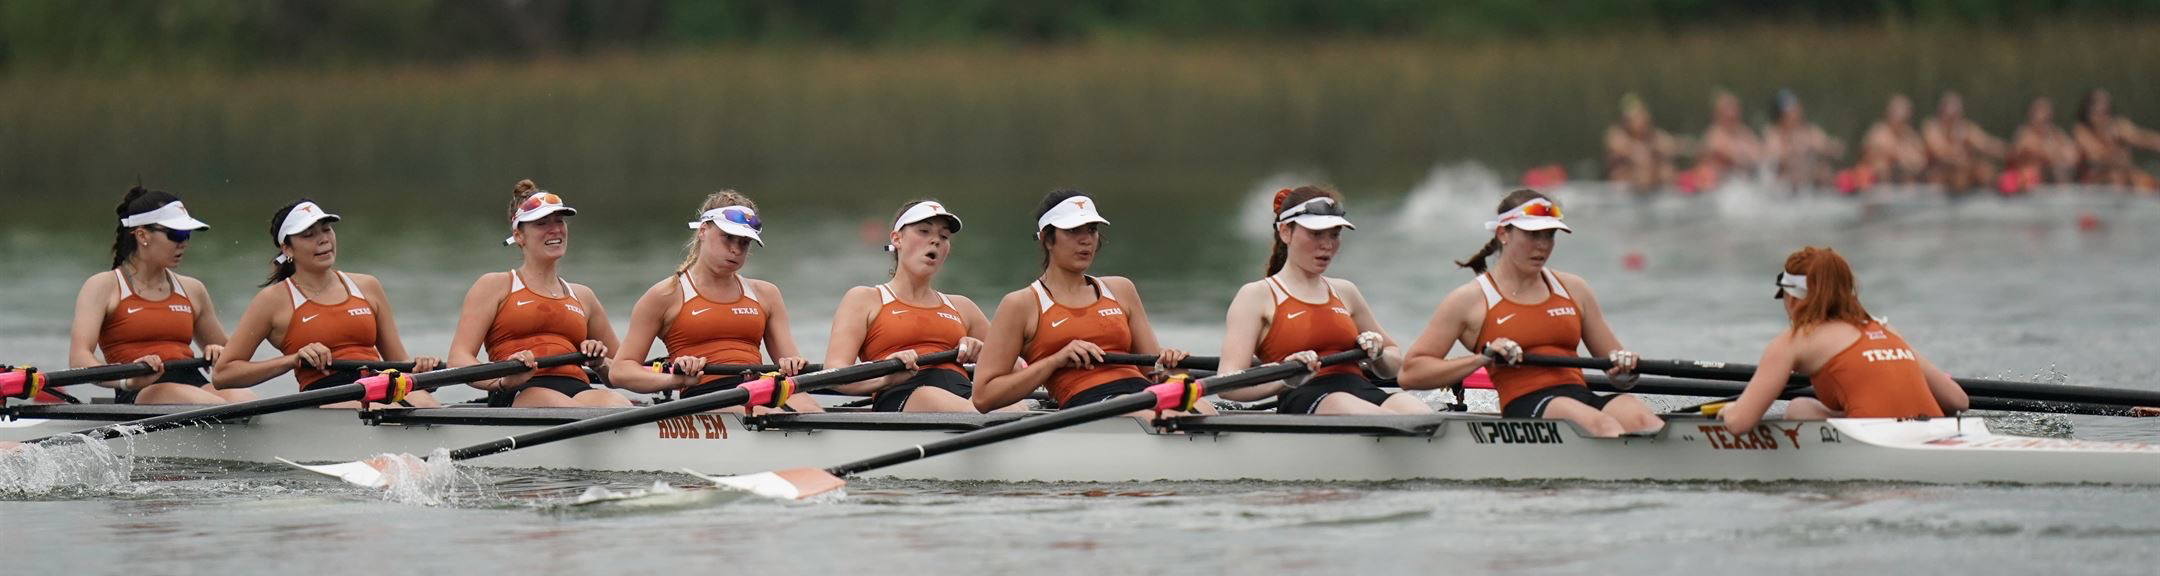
left=6, top=406, right=2158, bottom=485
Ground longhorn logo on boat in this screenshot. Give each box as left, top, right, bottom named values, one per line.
left=1697, top=424, right=1803, bottom=450
left=656, top=414, right=730, bottom=440
left=1470, top=421, right=1565, bottom=444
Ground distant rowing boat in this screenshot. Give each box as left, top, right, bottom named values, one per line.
left=6, top=404, right=2157, bottom=485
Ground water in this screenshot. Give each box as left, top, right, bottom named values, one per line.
left=6, top=164, right=2160, bottom=573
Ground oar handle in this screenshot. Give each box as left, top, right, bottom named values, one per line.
left=29, top=354, right=591, bottom=445
left=823, top=349, right=1365, bottom=478
left=1538, top=354, right=2160, bottom=408
left=34, top=358, right=214, bottom=388
left=653, top=362, right=827, bottom=376
left=1099, top=353, right=1221, bottom=370
left=444, top=350, right=960, bottom=461
left=324, top=360, right=419, bottom=372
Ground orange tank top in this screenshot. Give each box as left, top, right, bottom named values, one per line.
left=279, top=272, right=382, bottom=390
left=1809, top=321, right=1944, bottom=419
left=484, top=270, right=590, bottom=382
left=98, top=269, right=197, bottom=364
left=861, top=284, right=967, bottom=377
left=1254, top=277, right=1362, bottom=379
left=1023, top=278, right=1146, bottom=405
left=659, top=273, right=766, bottom=384
left=1473, top=269, right=1586, bottom=409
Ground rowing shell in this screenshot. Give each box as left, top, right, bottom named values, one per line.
left=4, top=404, right=2157, bottom=485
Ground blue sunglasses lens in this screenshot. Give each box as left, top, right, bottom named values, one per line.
left=153, top=227, right=192, bottom=243
left=723, top=210, right=761, bottom=231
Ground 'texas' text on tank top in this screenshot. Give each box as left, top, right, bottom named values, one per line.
left=660, top=273, right=766, bottom=384
left=1255, top=277, right=1362, bottom=379
left=1474, top=269, right=1585, bottom=409
left=1023, top=277, right=1145, bottom=405
left=1810, top=321, right=1944, bottom=419
left=861, top=284, right=967, bottom=377
left=280, top=272, right=382, bottom=389
left=99, top=269, right=196, bottom=364
left=485, top=270, right=590, bottom=382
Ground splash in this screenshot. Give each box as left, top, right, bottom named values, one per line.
left=374, top=448, right=493, bottom=507
left=0, top=434, right=134, bottom=494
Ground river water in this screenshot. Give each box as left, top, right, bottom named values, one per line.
left=6, top=165, right=2160, bottom=574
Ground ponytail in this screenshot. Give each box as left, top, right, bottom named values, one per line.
left=259, top=199, right=309, bottom=287
left=1264, top=185, right=1341, bottom=277
left=1455, top=189, right=1550, bottom=276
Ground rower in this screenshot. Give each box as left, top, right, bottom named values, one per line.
left=2008, top=96, right=2081, bottom=186
left=1399, top=190, right=1659, bottom=437
left=1717, top=247, right=1969, bottom=433
left=2072, top=89, right=2160, bottom=190
left=67, top=186, right=245, bottom=405
left=1604, top=93, right=1680, bottom=194
left=1763, top=89, right=1846, bottom=189
left=970, top=190, right=1207, bottom=415
left=448, top=180, right=625, bottom=408
left=1921, top=91, right=2007, bottom=195
left=819, top=200, right=1001, bottom=412
left=606, top=191, right=821, bottom=415
left=1854, top=93, right=1928, bottom=188
left=210, top=200, right=442, bottom=409
left=1214, top=186, right=1427, bottom=415
left=1688, top=90, right=1765, bottom=191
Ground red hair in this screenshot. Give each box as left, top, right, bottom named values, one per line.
left=1784, top=246, right=1872, bottom=332
left=1265, top=185, right=1342, bottom=276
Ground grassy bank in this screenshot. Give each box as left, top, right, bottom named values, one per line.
left=4, top=23, right=2157, bottom=205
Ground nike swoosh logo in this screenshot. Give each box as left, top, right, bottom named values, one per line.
left=890, top=310, right=907, bottom=315
left=516, top=300, right=535, bottom=306
left=1285, top=310, right=1306, bottom=319
left=690, top=308, right=710, bottom=316
left=126, top=307, right=143, bottom=314
left=1050, top=318, right=1068, bottom=328
left=300, top=315, right=318, bottom=323
left=1496, top=313, right=1517, bottom=325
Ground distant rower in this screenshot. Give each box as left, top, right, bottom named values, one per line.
left=1854, top=93, right=1927, bottom=188
left=1718, top=247, right=1968, bottom=432
left=1764, top=89, right=1845, bottom=189
left=1605, top=93, right=1680, bottom=194
left=2073, top=89, right=2160, bottom=191
left=1921, top=91, right=2006, bottom=194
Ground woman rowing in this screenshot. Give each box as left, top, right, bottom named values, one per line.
left=210, top=200, right=441, bottom=409
left=1718, top=247, right=1969, bottom=433
left=971, top=190, right=1205, bottom=415
left=818, top=200, right=997, bottom=412
left=67, top=186, right=245, bottom=404
left=606, top=191, right=821, bottom=414
left=1214, top=186, right=1426, bottom=415
left=2072, top=89, right=2160, bottom=190
left=448, top=180, right=624, bottom=408
left=1399, top=190, right=1657, bottom=437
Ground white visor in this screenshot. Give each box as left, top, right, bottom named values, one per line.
left=1036, top=195, right=1110, bottom=233
left=688, top=205, right=765, bottom=246
left=118, top=202, right=211, bottom=231
left=893, top=201, right=963, bottom=233
left=273, top=202, right=341, bottom=263
left=1482, top=198, right=1571, bottom=233
left=1276, top=197, right=1356, bottom=231
left=1776, top=272, right=1808, bottom=300
left=503, top=192, right=578, bottom=245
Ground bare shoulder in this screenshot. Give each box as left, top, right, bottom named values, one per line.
left=837, top=285, right=880, bottom=308
left=248, top=281, right=286, bottom=304
left=471, top=271, right=511, bottom=289
left=1549, top=269, right=1595, bottom=295
left=944, top=292, right=981, bottom=310
left=346, top=272, right=387, bottom=298
left=1098, top=275, right=1139, bottom=298
left=1325, top=277, right=1363, bottom=299
left=996, top=286, right=1037, bottom=312
left=745, top=277, right=785, bottom=301
left=78, top=270, right=118, bottom=294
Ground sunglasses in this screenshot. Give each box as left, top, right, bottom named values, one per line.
left=1277, top=197, right=1347, bottom=221
left=146, top=226, right=192, bottom=244
left=711, top=206, right=762, bottom=231
left=519, top=193, right=564, bottom=213
left=1518, top=201, right=1562, bottom=219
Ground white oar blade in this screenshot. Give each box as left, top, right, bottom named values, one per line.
left=278, top=457, right=389, bottom=488
left=685, top=467, right=844, bottom=500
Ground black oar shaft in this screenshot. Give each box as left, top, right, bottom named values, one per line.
left=39, top=358, right=213, bottom=388
left=822, top=350, right=1362, bottom=478
left=1533, top=354, right=2160, bottom=408
left=325, top=360, right=418, bottom=372
left=33, top=354, right=589, bottom=444
left=444, top=350, right=961, bottom=461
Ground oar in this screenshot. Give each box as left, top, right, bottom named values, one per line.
left=2, top=358, right=213, bottom=399
left=690, top=349, right=1366, bottom=500
left=1577, top=373, right=2158, bottom=419
left=325, top=360, right=419, bottom=372
left=1525, top=354, right=2160, bottom=409
left=22, top=354, right=589, bottom=445
left=287, top=350, right=967, bottom=488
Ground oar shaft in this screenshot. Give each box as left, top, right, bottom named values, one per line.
left=1099, top=353, right=1220, bottom=371
left=325, top=360, right=417, bottom=372
left=444, top=350, right=961, bottom=461
left=40, top=358, right=213, bottom=388
left=1534, top=354, right=2160, bottom=408
left=33, top=354, right=589, bottom=444
left=822, top=350, right=1362, bottom=478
